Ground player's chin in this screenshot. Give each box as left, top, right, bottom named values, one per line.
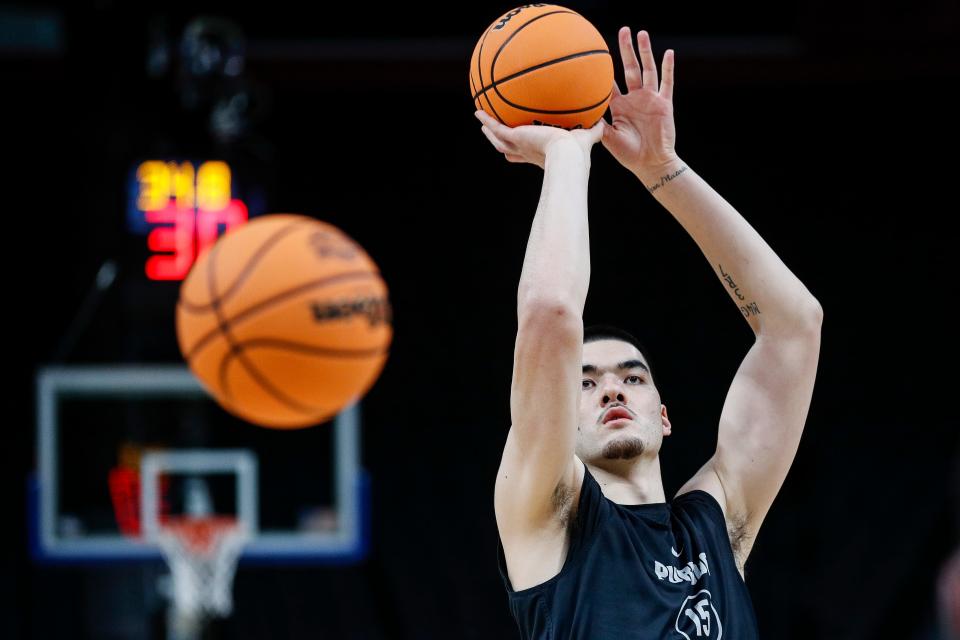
left=600, top=434, right=646, bottom=460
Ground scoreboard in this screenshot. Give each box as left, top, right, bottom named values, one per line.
left=129, top=160, right=250, bottom=281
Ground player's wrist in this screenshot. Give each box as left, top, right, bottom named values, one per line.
left=544, top=137, right=592, bottom=171
left=544, top=136, right=582, bottom=155
left=634, top=155, right=687, bottom=191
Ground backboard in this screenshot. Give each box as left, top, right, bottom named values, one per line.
left=30, top=365, right=368, bottom=564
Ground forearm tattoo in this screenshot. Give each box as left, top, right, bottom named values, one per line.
left=718, top=264, right=762, bottom=318
left=646, top=165, right=689, bottom=193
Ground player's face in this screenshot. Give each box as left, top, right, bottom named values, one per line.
left=576, top=340, right=671, bottom=465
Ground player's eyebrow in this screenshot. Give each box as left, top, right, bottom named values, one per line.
left=582, top=360, right=650, bottom=376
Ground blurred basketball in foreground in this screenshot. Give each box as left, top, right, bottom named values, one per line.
left=176, top=214, right=392, bottom=428
left=469, top=4, right=613, bottom=129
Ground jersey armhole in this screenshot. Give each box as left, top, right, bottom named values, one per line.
left=497, top=466, right=605, bottom=596
left=674, top=489, right=752, bottom=584
left=674, top=489, right=727, bottom=528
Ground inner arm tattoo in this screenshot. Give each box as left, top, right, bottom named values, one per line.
left=718, top=264, right=762, bottom=318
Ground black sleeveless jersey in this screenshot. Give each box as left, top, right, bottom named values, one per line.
left=497, top=467, right=760, bottom=639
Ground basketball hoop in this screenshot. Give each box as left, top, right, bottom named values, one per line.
left=139, top=450, right=258, bottom=639
left=157, top=516, right=248, bottom=631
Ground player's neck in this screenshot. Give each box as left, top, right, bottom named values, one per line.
left=587, top=455, right=666, bottom=506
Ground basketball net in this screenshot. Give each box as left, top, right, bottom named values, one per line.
left=157, top=516, right=248, bottom=638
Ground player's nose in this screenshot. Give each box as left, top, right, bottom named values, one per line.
left=599, top=384, right=626, bottom=407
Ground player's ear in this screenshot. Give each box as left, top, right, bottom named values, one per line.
left=661, top=404, right=671, bottom=436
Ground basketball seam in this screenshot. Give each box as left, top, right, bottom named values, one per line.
left=217, top=340, right=388, bottom=414
left=179, top=218, right=313, bottom=312
left=218, top=340, right=389, bottom=421
left=206, top=241, right=319, bottom=417
left=207, top=241, right=237, bottom=404
left=488, top=9, right=576, bottom=116
left=183, top=270, right=382, bottom=361
left=470, top=72, right=481, bottom=111
left=476, top=22, right=506, bottom=124
left=471, top=49, right=610, bottom=100
left=490, top=10, right=612, bottom=120
left=220, top=338, right=390, bottom=416
left=218, top=347, right=319, bottom=417
left=219, top=345, right=236, bottom=406
left=497, top=87, right=614, bottom=115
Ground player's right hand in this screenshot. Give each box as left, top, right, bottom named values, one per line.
left=475, top=110, right=603, bottom=170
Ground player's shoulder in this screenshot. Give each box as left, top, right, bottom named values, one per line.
left=675, top=462, right=728, bottom=520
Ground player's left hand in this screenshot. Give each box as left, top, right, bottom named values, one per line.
left=602, top=28, right=679, bottom=177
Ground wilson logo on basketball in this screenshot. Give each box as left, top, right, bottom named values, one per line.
left=532, top=120, right=584, bottom=130
left=310, top=297, right=391, bottom=327
left=309, top=231, right=360, bottom=260
left=492, top=4, right=547, bottom=30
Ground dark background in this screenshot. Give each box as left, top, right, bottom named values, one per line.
left=5, top=1, right=959, bottom=638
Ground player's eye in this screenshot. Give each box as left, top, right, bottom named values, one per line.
left=626, top=375, right=644, bottom=384
left=582, top=379, right=595, bottom=390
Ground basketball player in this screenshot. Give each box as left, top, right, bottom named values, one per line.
left=475, top=27, right=822, bottom=637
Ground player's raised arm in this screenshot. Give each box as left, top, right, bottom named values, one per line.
left=601, top=28, right=823, bottom=558
left=475, top=111, right=602, bottom=539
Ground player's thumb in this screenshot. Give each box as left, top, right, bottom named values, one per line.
left=600, top=120, right=619, bottom=150
left=586, top=118, right=605, bottom=144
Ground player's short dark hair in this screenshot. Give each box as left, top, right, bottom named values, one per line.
left=583, top=324, right=656, bottom=386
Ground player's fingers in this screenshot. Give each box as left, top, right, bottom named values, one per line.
left=606, top=81, right=623, bottom=121
left=481, top=125, right=510, bottom=154
left=611, top=79, right=623, bottom=100
left=474, top=109, right=495, bottom=126
left=475, top=110, right=514, bottom=143
left=637, top=31, right=658, bottom=91
left=618, top=27, right=643, bottom=92
left=660, top=49, right=675, bottom=101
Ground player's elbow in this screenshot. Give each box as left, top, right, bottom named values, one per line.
left=775, top=297, right=823, bottom=336
left=517, top=296, right=582, bottom=339
left=801, top=298, right=824, bottom=330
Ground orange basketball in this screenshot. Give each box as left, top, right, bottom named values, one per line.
left=469, top=4, right=614, bottom=129
left=176, top=214, right=392, bottom=429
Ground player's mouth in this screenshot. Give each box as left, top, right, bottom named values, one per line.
left=600, top=406, right=634, bottom=426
